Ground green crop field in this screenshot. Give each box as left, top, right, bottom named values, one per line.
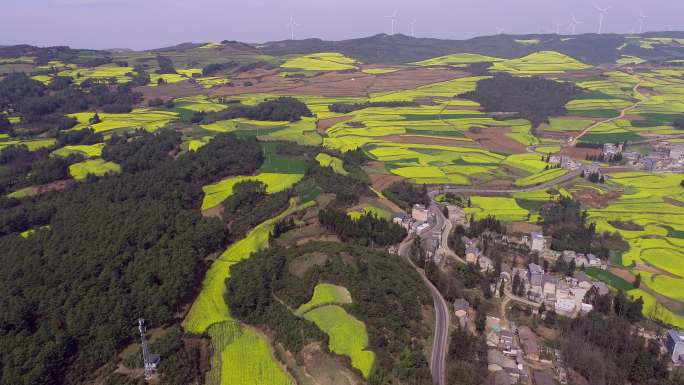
left=296, top=283, right=352, bottom=315
left=466, top=196, right=534, bottom=222
left=201, top=173, right=303, bottom=210
left=627, top=289, right=684, bottom=328
left=412, top=53, right=504, bottom=67
left=347, top=205, right=393, bottom=221
left=303, top=305, right=375, bottom=378
left=501, top=153, right=549, bottom=174
left=316, top=153, right=348, bottom=175
left=68, top=159, right=120, bottom=180
left=57, top=64, right=135, bottom=84
left=640, top=272, right=684, bottom=302
left=70, top=109, right=178, bottom=133
left=540, top=117, right=595, bottom=132
left=148, top=73, right=188, bottom=86
left=0, top=138, right=56, bottom=151
left=586, top=172, right=684, bottom=326
left=361, top=68, right=399, bottom=74
left=585, top=268, right=635, bottom=291
left=184, top=201, right=314, bottom=385
left=51, top=143, right=104, bottom=158
left=491, top=51, right=591, bottom=75
left=207, top=323, right=293, bottom=385
left=514, top=168, right=567, bottom=187
left=281, top=52, right=359, bottom=71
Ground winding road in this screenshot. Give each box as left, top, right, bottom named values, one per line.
left=397, top=206, right=451, bottom=385
left=570, top=74, right=649, bottom=145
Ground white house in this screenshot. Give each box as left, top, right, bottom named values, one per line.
left=530, top=232, right=546, bottom=252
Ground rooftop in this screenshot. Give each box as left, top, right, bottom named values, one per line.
left=669, top=329, right=684, bottom=342
left=531, top=232, right=544, bottom=240
left=529, top=263, right=543, bottom=275
left=454, top=298, right=470, bottom=311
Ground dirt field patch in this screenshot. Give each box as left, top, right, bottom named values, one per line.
left=464, top=127, right=527, bottom=154
left=560, top=146, right=602, bottom=159
left=201, top=205, right=223, bottom=219
left=571, top=188, right=620, bottom=209
left=317, top=115, right=354, bottom=133
left=299, top=342, right=363, bottom=385
left=212, top=67, right=467, bottom=98
left=182, top=337, right=211, bottom=373
left=137, top=81, right=205, bottom=103
left=508, top=221, right=543, bottom=234
left=379, top=135, right=475, bottom=147
left=364, top=162, right=403, bottom=192
left=289, top=252, right=330, bottom=278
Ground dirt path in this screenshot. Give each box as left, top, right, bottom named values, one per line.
left=569, top=72, right=649, bottom=145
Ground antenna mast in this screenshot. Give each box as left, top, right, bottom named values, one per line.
left=138, top=318, right=154, bottom=379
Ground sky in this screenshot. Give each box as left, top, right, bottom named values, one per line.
left=2, top=0, right=683, bottom=50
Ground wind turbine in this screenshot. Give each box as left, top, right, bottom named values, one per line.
left=595, top=4, right=611, bottom=34
left=569, top=15, right=583, bottom=35
left=638, top=12, right=647, bottom=34
left=556, top=22, right=563, bottom=35
left=385, top=10, right=399, bottom=35
left=410, top=19, right=417, bottom=37
left=287, top=16, right=299, bottom=40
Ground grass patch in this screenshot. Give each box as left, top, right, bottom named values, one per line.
left=315, top=153, right=348, bottom=175
left=68, top=159, right=120, bottom=180
left=296, top=283, right=352, bottom=315
left=302, top=305, right=375, bottom=378
left=585, top=267, right=635, bottom=291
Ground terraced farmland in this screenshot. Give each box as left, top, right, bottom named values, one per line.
left=68, top=159, right=120, bottom=180
left=296, top=283, right=375, bottom=379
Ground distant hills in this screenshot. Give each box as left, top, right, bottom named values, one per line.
left=3, top=32, right=684, bottom=65
left=259, top=33, right=684, bottom=65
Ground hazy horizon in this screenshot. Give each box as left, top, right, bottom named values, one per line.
left=2, top=0, right=684, bottom=50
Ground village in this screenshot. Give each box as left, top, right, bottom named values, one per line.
left=550, top=140, right=684, bottom=176
left=392, top=187, right=684, bottom=385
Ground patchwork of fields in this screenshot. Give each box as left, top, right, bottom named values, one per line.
left=8, top=41, right=684, bottom=382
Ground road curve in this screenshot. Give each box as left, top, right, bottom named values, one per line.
left=430, top=170, right=582, bottom=196
left=398, top=235, right=449, bottom=385
left=570, top=73, right=648, bottom=145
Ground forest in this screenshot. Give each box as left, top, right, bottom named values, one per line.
left=318, top=208, right=407, bottom=247
left=383, top=181, right=430, bottom=210
left=460, top=73, right=582, bottom=127
left=224, top=241, right=432, bottom=383
left=0, top=133, right=263, bottom=385
left=540, top=196, right=629, bottom=257
left=0, top=73, right=141, bottom=135
left=203, top=96, right=313, bottom=123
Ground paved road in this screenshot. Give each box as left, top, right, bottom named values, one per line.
left=398, top=230, right=450, bottom=385
left=429, top=169, right=582, bottom=196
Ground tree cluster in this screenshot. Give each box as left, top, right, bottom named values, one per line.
left=540, top=196, right=628, bottom=257
left=586, top=152, right=623, bottom=163
left=155, top=56, right=177, bottom=74
left=222, top=180, right=292, bottom=238
left=203, top=97, right=313, bottom=123
left=225, top=241, right=431, bottom=381
left=383, top=181, right=429, bottom=211
left=0, top=73, right=141, bottom=135
left=328, top=100, right=418, bottom=114
left=0, top=133, right=263, bottom=385
left=318, top=208, right=407, bottom=247
left=460, top=73, right=583, bottom=127
left=446, top=325, right=488, bottom=385
left=102, top=130, right=181, bottom=173
left=558, top=307, right=672, bottom=385
left=467, top=215, right=505, bottom=237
